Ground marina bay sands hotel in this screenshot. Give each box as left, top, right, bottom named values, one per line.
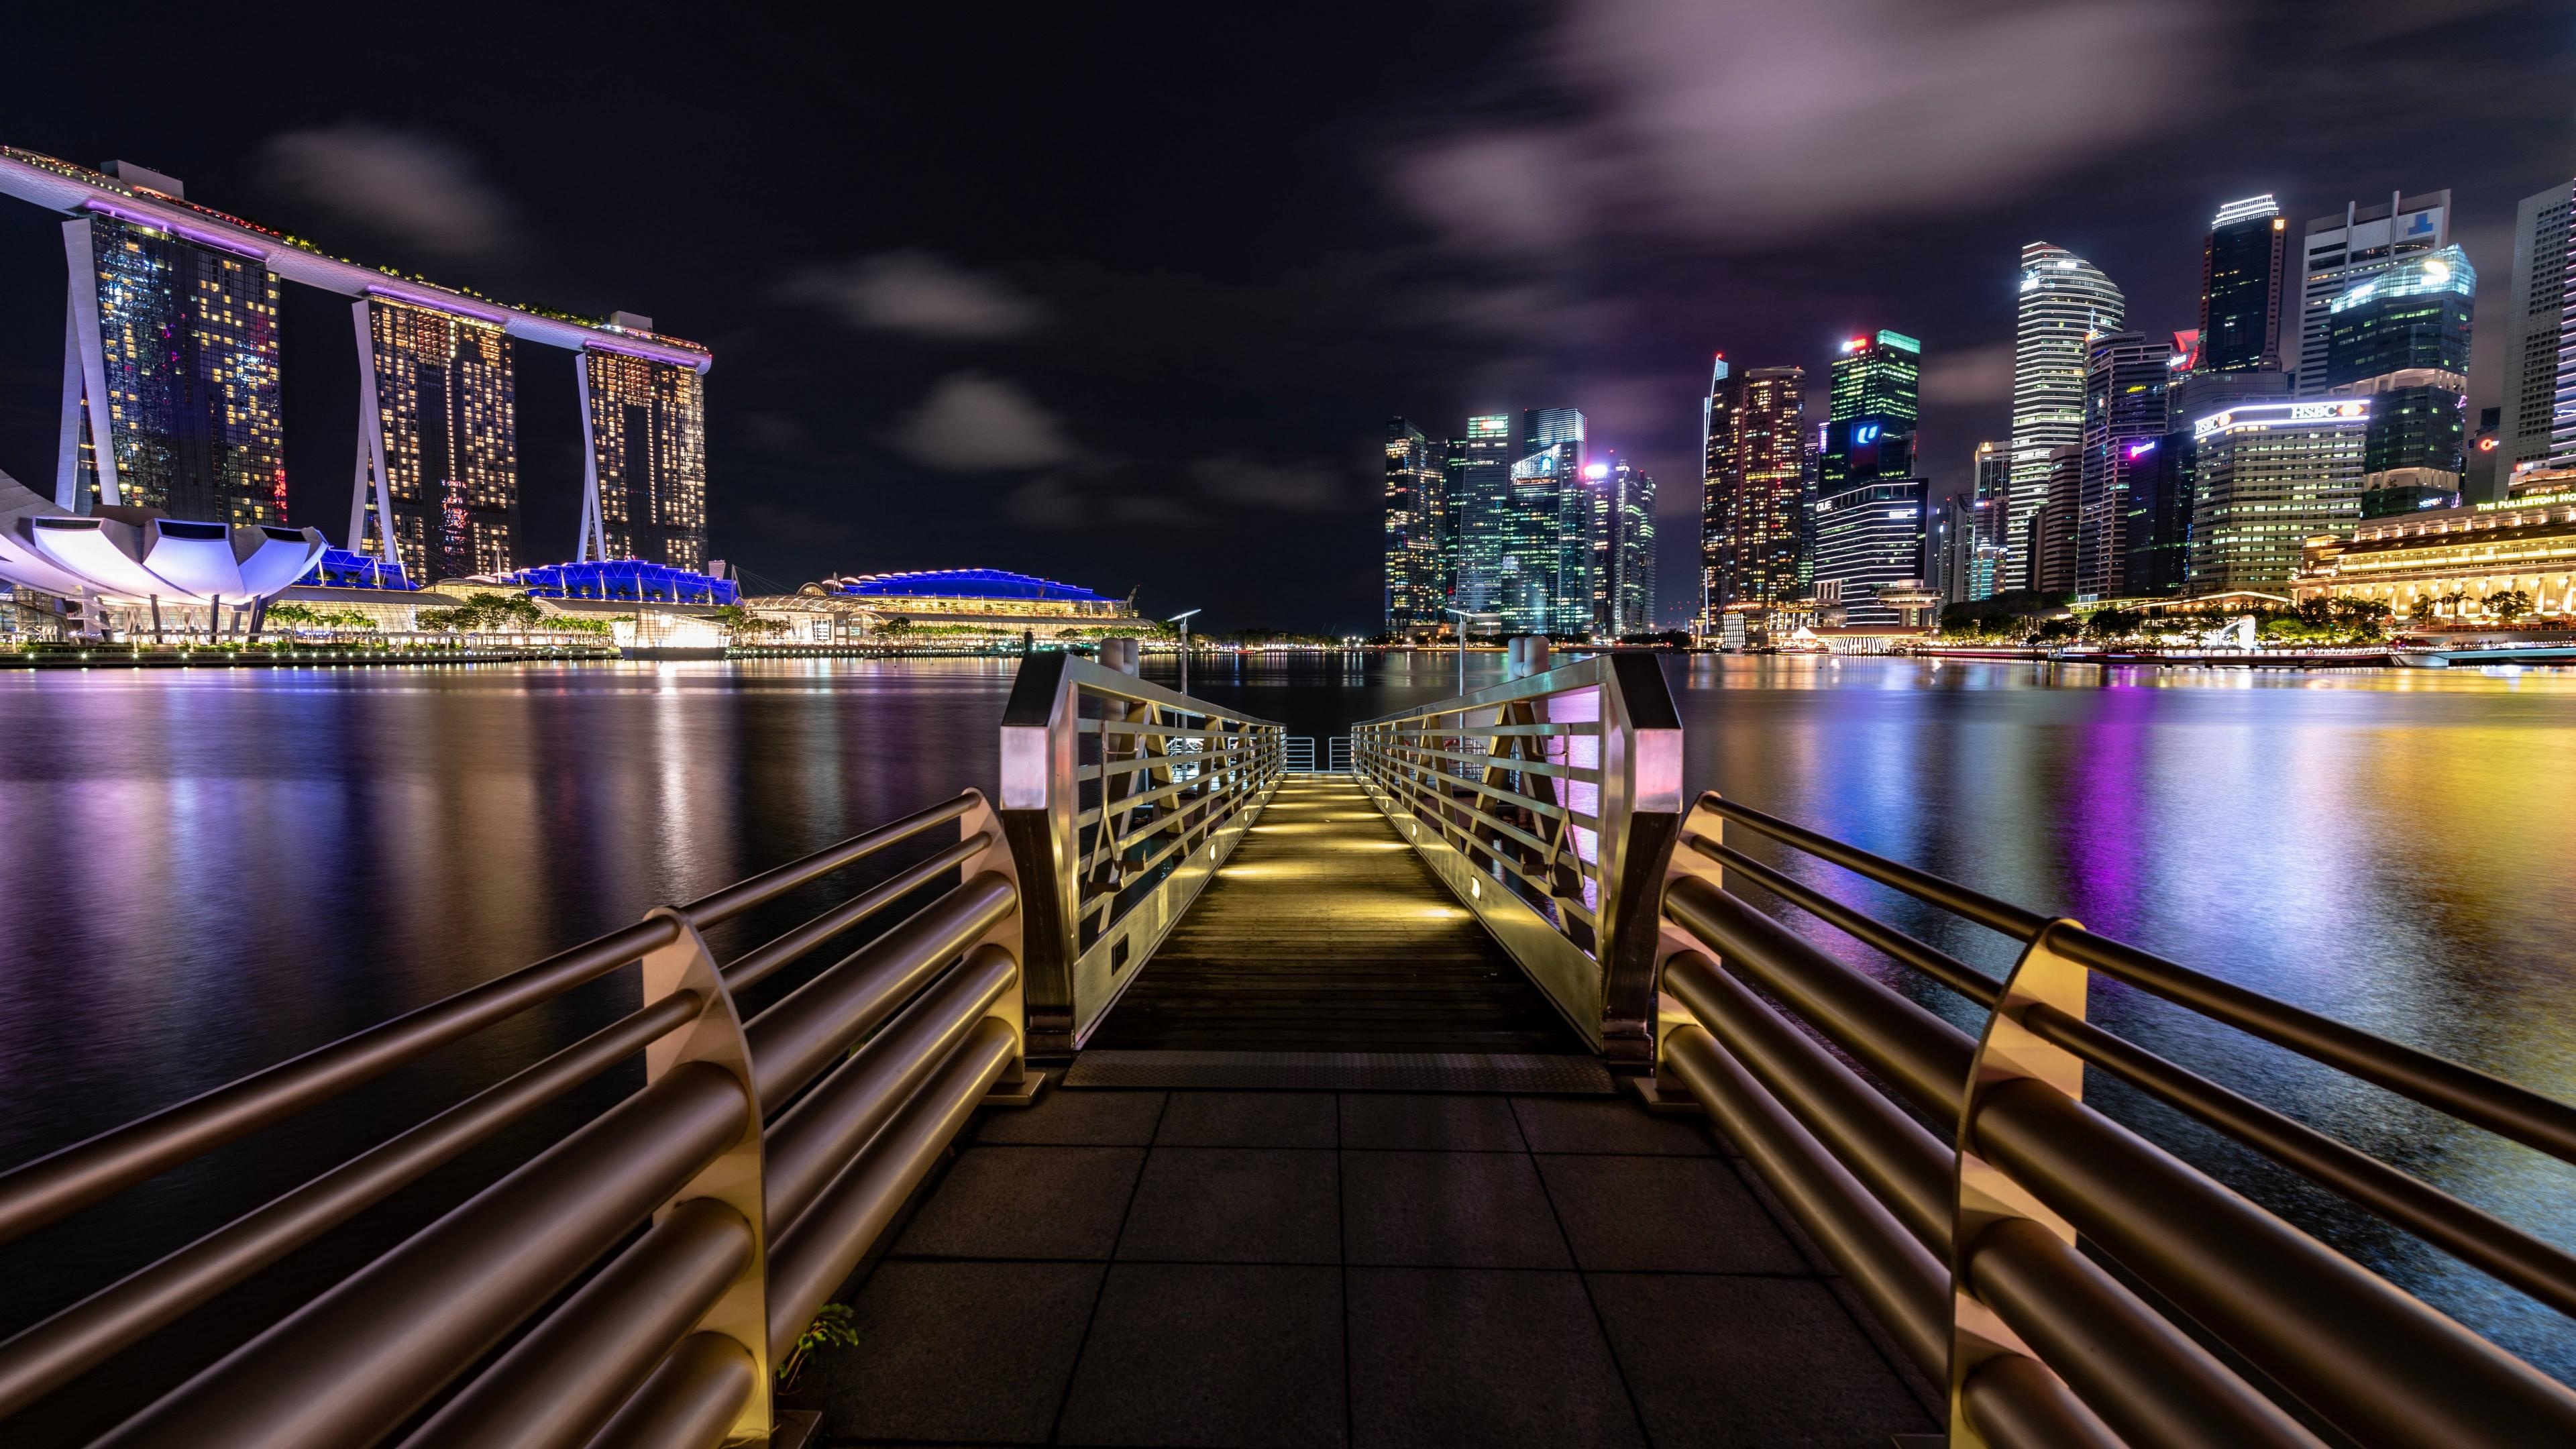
left=0, top=146, right=710, bottom=585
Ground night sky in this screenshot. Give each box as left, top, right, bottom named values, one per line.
left=0, top=1, right=2568, bottom=631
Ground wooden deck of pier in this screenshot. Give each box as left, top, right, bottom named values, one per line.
left=1081, top=777, right=1587, bottom=1056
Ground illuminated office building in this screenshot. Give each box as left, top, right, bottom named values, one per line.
left=1604, top=454, right=1656, bottom=635
left=2296, top=191, right=2450, bottom=396
left=1703, top=364, right=1806, bottom=637
left=1446, top=415, right=1513, bottom=619
left=1966, top=440, right=2010, bottom=599
left=581, top=344, right=708, bottom=569
left=2324, top=244, right=2474, bottom=517
left=1519, top=407, right=1591, bottom=635
left=2076, top=331, right=2169, bottom=599
left=2010, top=244, right=2125, bottom=589
left=60, top=210, right=284, bottom=523
left=2032, top=447, right=2081, bottom=596
left=2200, top=195, right=2286, bottom=374
left=1499, top=442, right=1573, bottom=633
left=1822, top=330, right=1920, bottom=496
left=1381, top=417, right=1445, bottom=635
left=2502, top=179, right=2571, bottom=480
left=354, top=298, right=519, bottom=582
left=1813, top=476, right=1927, bottom=627
left=2187, top=399, right=2369, bottom=591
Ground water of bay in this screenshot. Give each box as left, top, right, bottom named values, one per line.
left=1, top=651, right=2571, bottom=1405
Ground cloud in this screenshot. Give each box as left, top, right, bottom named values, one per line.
left=1919, top=341, right=2017, bottom=406
left=781, top=251, right=1046, bottom=338
left=1392, top=0, right=2212, bottom=252
left=892, top=372, right=1082, bottom=471
left=256, top=123, right=514, bottom=258
left=1187, top=455, right=1350, bottom=513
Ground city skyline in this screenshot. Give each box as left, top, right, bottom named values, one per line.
left=0, top=2, right=2566, bottom=632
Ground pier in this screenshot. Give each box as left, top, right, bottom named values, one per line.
left=3, top=643, right=2576, bottom=1447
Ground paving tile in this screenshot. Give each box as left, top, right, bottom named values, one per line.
left=1155, top=1089, right=1340, bottom=1147
left=892, top=1145, right=1144, bottom=1260
left=1347, top=1267, right=1644, bottom=1448
left=973, top=1088, right=1165, bottom=1145
left=1118, top=1147, right=1339, bottom=1263
left=1339, top=1092, right=1525, bottom=1151
left=1342, top=1149, right=1571, bottom=1269
left=1512, top=1095, right=1718, bottom=1155
left=1056, top=1263, right=1345, bottom=1448
left=808, top=1259, right=1101, bottom=1444
left=1536, top=1155, right=1807, bottom=1273
left=1589, top=1273, right=1933, bottom=1447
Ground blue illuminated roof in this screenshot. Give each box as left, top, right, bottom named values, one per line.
left=307, top=548, right=417, bottom=591
left=504, top=559, right=739, bottom=605
left=838, top=569, right=1108, bottom=603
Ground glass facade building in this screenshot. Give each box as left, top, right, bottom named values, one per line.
left=2296, top=191, right=2450, bottom=396
left=2504, top=179, right=2571, bottom=478
left=1813, top=478, right=1927, bottom=626
left=1446, top=415, right=1513, bottom=618
left=2010, top=243, right=2125, bottom=590
left=1519, top=408, right=1591, bottom=635
left=1702, top=364, right=1806, bottom=637
left=357, top=298, right=518, bottom=582
left=64, top=213, right=284, bottom=524
left=1381, top=417, right=1446, bottom=635
left=1606, top=455, right=1655, bottom=635
left=2076, top=331, right=2171, bottom=599
left=2186, top=400, right=2369, bottom=591
left=2325, top=245, right=2473, bottom=517
left=2200, top=195, right=2286, bottom=374
left=583, top=349, right=708, bottom=570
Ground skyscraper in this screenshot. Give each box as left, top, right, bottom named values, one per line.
left=2149, top=364, right=2291, bottom=598
left=2010, top=243, right=2125, bottom=590
left=2077, top=331, right=2170, bottom=599
left=2033, top=446, right=2082, bottom=596
left=2325, top=244, right=2473, bottom=517
left=1521, top=407, right=1591, bottom=635
left=1970, top=440, right=2010, bottom=598
left=1813, top=476, right=1927, bottom=625
left=2200, top=195, right=2287, bottom=374
left=1381, top=417, right=1444, bottom=635
left=59, top=211, right=284, bottom=523
left=2506, top=179, right=2576, bottom=475
left=1821, top=331, right=1921, bottom=498
left=580, top=343, right=708, bottom=569
left=1447, top=415, right=1512, bottom=616
left=352, top=298, right=519, bottom=582
left=1697, top=356, right=1731, bottom=628
left=1702, top=365, right=1806, bottom=639
left=1499, top=439, right=1575, bottom=634
left=2295, top=191, right=2451, bottom=396
left=2186, top=399, right=2369, bottom=591
left=1604, top=455, right=1656, bottom=635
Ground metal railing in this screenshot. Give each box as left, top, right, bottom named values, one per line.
left=1279, top=737, right=1354, bottom=775
left=1351, top=639, right=1680, bottom=1064
left=1657, top=790, right=2576, bottom=1448
left=998, top=645, right=1284, bottom=1054
left=0, top=791, right=1030, bottom=1449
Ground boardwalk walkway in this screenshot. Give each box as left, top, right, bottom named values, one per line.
left=1083, top=777, right=1583, bottom=1055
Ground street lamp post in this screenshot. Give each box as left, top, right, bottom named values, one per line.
left=1167, top=608, right=1201, bottom=694
left=1443, top=607, right=1489, bottom=694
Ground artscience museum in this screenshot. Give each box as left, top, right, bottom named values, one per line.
left=1, top=470, right=325, bottom=636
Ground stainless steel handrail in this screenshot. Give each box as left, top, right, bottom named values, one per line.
left=0, top=787, right=1032, bottom=1449
left=1659, top=789, right=2576, bottom=1447
left=1350, top=643, right=1681, bottom=1064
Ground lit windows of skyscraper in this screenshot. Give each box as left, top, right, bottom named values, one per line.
left=1381, top=418, right=1445, bottom=635
left=2200, top=195, right=2287, bottom=374
left=2296, top=191, right=2450, bottom=396
left=2077, top=331, right=2169, bottom=600
left=60, top=213, right=284, bottom=523
left=1447, top=415, right=1512, bottom=617
left=581, top=345, right=708, bottom=569
left=2186, top=400, right=2369, bottom=591
left=2503, top=178, right=2571, bottom=480
left=1519, top=407, right=1591, bottom=635
left=1812, top=477, right=1927, bottom=627
left=1605, top=455, right=1655, bottom=636
left=1823, top=330, right=1921, bottom=498
left=2325, top=244, right=2473, bottom=517
left=2009, top=243, right=2124, bottom=590
left=354, top=299, right=518, bottom=582
left=1969, top=439, right=2010, bottom=599
left=1702, top=364, right=1805, bottom=640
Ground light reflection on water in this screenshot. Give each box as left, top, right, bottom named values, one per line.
left=0, top=652, right=2571, bottom=1396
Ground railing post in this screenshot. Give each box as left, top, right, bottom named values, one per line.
left=1656, top=793, right=1731, bottom=1100
left=998, top=652, right=1080, bottom=1058
left=1947, top=919, right=2092, bottom=1447
left=1594, top=654, right=1684, bottom=1075
left=637, top=905, right=771, bottom=1445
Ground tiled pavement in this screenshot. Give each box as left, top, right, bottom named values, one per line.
left=792, top=1087, right=1937, bottom=1448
